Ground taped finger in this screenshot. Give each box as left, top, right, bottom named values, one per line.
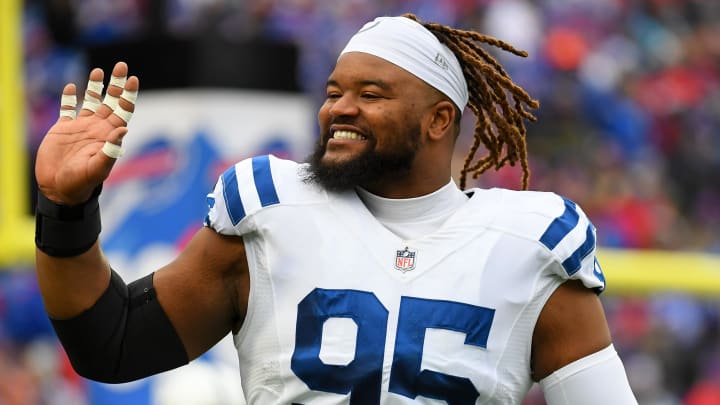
left=101, top=141, right=124, bottom=159
left=102, top=93, right=119, bottom=111
left=86, top=79, right=104, bottom=95
left=109, top=75, right=127, bottom=88
left=82, top=94, right=102, bottom=113
left=120, top=89, right=138, bottom=105
left=81, top=79, right=104, bottom=112
left=59, top=94, right=77, bottom=119
left=102, top=75, right=127, bottom=110
left=113, top=105, right=133, bottom=124
left=111, top=88, right=139, bottom=124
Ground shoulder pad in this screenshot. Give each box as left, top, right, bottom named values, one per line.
left=486, top=189, right=598, bottom=277
left=204, top=154, right=325, bottom=235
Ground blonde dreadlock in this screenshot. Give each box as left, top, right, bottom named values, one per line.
left=403, top=13, right=539, bottom=190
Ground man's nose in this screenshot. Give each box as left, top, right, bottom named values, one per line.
left=329, top=94, right=360, bottom=116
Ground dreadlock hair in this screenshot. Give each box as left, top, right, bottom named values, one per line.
left=403, top=13, right=539, bottom=190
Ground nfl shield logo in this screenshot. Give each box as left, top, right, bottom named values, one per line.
left=395, top=247, right=417, bottom=273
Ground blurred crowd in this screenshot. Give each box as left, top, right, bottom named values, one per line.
left=5, top=0, right=720, bottom=404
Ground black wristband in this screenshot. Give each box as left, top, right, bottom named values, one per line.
left=35, top=185, right=102, bottom=257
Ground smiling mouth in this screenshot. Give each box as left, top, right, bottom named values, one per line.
left=332, top=130, right=367, bottom=141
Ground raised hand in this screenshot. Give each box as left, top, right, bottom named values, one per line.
left=35, top=62, right=139, bottom=205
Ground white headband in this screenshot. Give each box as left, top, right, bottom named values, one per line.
left=340, top=16, right=469, bottom=112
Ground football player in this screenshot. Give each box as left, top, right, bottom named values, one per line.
left=34, top=14, right=637, bottom=404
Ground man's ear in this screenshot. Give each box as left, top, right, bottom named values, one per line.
left=426, top=100, right=456, bottom=141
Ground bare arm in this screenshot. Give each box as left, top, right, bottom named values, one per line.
left=153, top=226, right=249, bottom=359
left=530, top=280, right=611, bottom=380
left=34, top=62, right=247, bottom=374
left=532, top=280, right=637, bottom=404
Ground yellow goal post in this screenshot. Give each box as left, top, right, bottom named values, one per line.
left=0, top=0, right=35, bottom=267
left=597, top=248, right=720, bottom=297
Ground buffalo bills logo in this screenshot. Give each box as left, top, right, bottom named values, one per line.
left=395, top=247, right=417, bottom=272
left=102, top=132, right=292, bottom=256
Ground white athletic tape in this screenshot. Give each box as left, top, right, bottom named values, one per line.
left=109, top=75, right=127, bottom=88
left=120, top=89, right=138, bottom=104
left=113, top=105, right=133, bottom=124
left=61, top=94, right=77, bottom=108
left=101, top=141, right=124, bottom=159
left=81, top=95, right=102, bottom=112
left=86, top=80, right=104, bottom=95
left=59, top=109, right=77, bottom=119
left=103, top=94, right=120, bottom=110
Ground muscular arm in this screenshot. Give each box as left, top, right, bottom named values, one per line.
left=153, top=227, right=249, bottom=359
left=530, top=280, right=610, bottom=381
left=37, top=225, right=249, bottom=353
left=36, top=241, right=113, bottom=320
left=532, top=280, right=637, bottom=404
left=34, top=61, right=249, bottom=381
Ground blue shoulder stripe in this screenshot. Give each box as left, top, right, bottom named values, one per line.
left=221, top=166, right=246, bottom=226
left=539, top=197, right=579, bottom=250
left=218, top=156, right=280, bottom=227
left=252, top=155, right=280, bottom=207
left=560, top=224, right=596, bottom=275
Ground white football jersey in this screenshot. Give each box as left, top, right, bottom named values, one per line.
left=204, top=154, right=606, bottom=404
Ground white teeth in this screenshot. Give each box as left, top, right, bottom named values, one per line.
left=333, top=130, right=366, bottom=140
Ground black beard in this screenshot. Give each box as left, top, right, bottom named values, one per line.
left=303, top=128, right=420, bottom=192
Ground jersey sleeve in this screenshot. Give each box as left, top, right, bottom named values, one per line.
left=538, top=195, right=606, bottom=293
left=204, top=154, right=284, bottom=236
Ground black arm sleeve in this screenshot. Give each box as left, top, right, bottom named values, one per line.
left=50, top=270, right=189, bottom=383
